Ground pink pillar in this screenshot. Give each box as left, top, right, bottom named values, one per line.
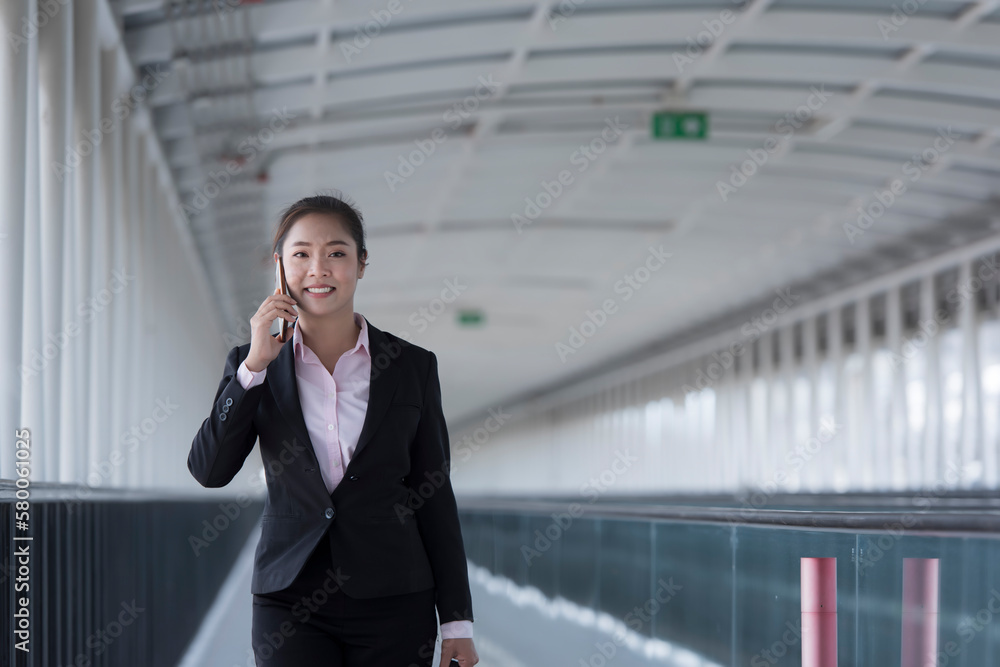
left=802, top=557, right=838, bottom=667
left=900, top=558, right=939, bottom=667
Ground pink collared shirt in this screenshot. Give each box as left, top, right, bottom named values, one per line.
left=236, top=312, right=472, bottom=640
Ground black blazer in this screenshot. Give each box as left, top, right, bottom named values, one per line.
left=187, top=317, right=474, bottom=626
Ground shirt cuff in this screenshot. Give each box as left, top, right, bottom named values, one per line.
left=440, top=620, right=473, bottom=639
left=237, top=359, right=267, bottom=390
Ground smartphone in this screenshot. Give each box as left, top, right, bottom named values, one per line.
left=275, top=256, right=291, bottom=342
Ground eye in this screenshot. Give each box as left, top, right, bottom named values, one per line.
left=291, top=250, right=345, bottom=258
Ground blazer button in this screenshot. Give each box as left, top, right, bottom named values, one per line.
left=324, top=507, right=335, bottom=519
left=225, top=397, right=233, bottom=407
left=305, top=467, right=315, bottom=473
left=219, top=413, right=227, bottom=421
left=348, top=475, right=357, bottom=481
left=222, top=404, right=230, bottom=413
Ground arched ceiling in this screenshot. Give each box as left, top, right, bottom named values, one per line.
left=115, top=0, right=1000, bottom=421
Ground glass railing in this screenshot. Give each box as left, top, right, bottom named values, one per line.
left=0, top=481, right=263, bottom=667
left=457, top=493, right=1000, bottom=667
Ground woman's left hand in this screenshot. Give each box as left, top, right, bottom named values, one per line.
left=440, top=638, right=479, bottom=666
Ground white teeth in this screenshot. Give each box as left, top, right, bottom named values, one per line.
left=306, top=287, right=333, bottom=293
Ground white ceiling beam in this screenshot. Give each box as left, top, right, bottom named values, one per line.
left=668, top=0, right=776, bottom=100
left=417, top=1, right=555, bottom=233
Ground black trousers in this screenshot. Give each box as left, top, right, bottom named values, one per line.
left=251, top=528, right=438, bottom=667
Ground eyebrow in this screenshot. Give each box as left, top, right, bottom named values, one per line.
left=290, top=240, right=350, bottom=247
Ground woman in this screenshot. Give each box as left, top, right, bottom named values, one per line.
left=187, top=193, right=479, bottom=667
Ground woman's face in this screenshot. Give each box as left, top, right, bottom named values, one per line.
left=274, top=212, right=365, bottom=321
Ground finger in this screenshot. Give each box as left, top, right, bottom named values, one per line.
left=265, top=295, right=296, bottom=307
left=268, top=302, right=298, bottom=321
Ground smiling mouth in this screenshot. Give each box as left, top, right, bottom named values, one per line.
left=304, top=287, right=334, bottom=293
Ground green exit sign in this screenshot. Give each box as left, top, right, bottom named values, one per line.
left=652, top=111, right=709, bottom=140
left=457, top=309, right=484, bottom=326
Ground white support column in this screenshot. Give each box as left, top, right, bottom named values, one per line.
left=803, top=316, right=820, bottom=491
left=779, top=325, right=796, bottom=488
left=106, top=77, right=129, bottom=488
left=143, top=159, right=161, bottom=488
left=886, top=286, right=909, bottom=489
left=826, top=307, right=846, bottom=491
left=0, top=0, right=32, bottom=480
left=920, top=275, right=943, bottom=487
left=736, top=332, right=754, bottom=491
left=758, top=332, right=774, bottom=487
left=86, top=45, right=115, bottom=489
left=118, top=119, right=139, bottom=487
left=654, top=376, right=666, bottom=492
left=132, top=135, right=151, bottom=487
left=69, top=0, right=99, bottom=484
left=855, top=299, right=875, bottom=489
left=717, top=358, right=733, bottom=491
left=19, top=0, right=43, bottom=486
left=958, top=261, right=984, bottom=487
left=38, top=0, right=73, bottom=484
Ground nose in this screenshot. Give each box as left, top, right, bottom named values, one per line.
left=307, top=257, right=331, bottom=277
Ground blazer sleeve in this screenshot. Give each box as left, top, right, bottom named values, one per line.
left=187, top=344, right=267, bottom=488
left=408, top=351, right=475, bottom=624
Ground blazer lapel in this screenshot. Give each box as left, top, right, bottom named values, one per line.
left=268, top=316, right=401, bottom=472
left=351, top=317, right=399, bottom=463
left=270, top=321, right=313, bottom=465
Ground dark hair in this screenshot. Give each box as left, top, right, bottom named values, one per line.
left=271, top=191, right=368, bottom=268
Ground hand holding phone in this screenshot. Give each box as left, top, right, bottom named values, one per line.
left=244, top=259, right=297, bottom=372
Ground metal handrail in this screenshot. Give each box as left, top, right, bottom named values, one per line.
left=455, top=492, right=1000, bottom=536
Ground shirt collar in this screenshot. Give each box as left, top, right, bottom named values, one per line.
left=292, top=312, right=369, bottom=362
